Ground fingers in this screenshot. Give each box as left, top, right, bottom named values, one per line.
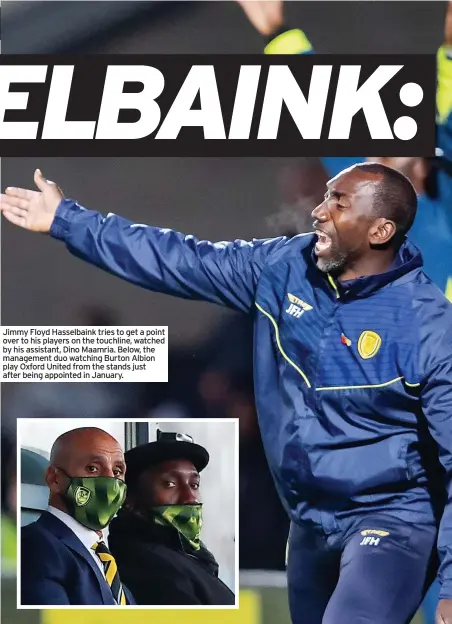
left=0, top=193, right=30, bottom=211
left=236, top=0, right=283, bottom=36
left=34, top=168, right=49, bottom=192
left=1, top=204, right=28, bottom=218
left=1, top=211, right=27, bottom=228
left=0, top=192, right=28, bottom=226
left=0, top=195, right=28, bottom=224
left=33, top=168, right=64, bottom=199
left=4, top=186, right=33, bottom=200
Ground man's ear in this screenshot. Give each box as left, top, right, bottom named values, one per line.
left=368, top=218, right=397, bottom=246
left=46, top=466, right=66, bottom=494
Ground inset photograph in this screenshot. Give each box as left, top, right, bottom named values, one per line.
left=17, top=418, right=237, bottom=608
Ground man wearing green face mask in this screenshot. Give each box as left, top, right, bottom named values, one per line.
left=20, top=427, right=135, bottom=606
left=108, top=430, right=235, bottom=605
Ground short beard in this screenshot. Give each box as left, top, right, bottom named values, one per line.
left=316, top=251, right=348, bottom=275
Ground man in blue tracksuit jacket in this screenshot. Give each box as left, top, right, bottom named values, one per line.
left=2, top=159, right=452, bottom=623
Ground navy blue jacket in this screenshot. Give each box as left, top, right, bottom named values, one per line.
left=21, top=511, right=135, bottom=606
left=51, top=201, right=452, bottom=597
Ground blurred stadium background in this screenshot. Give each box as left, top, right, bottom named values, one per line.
left=1, top=2, right=451, bottom=624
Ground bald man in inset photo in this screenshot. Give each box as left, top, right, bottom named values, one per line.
left=20, top=427, right=135, bottom=606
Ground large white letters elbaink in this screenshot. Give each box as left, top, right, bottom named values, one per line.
left=0, top=63, right=419, bottom=141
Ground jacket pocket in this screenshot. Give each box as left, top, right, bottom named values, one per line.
left=301, top=433, right=413, bottom=498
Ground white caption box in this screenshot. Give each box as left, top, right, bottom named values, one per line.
left=1, top=326, right=168, bottom=383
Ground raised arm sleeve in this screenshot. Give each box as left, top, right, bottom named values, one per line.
left=50, top=199, right=287, bottom=313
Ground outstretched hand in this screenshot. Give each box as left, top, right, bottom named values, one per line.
left=235, top=0, right=283, bottom=36
left=0, top=169, right=63, bottom=233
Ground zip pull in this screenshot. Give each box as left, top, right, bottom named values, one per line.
left=327, top=274, right=340, bottom=299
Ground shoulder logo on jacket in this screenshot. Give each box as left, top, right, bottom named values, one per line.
left=357, top=330, right=382, bottom=359
left=74, top=486, right=91, bottom=507
left=285, top=293, right=313, bottom=318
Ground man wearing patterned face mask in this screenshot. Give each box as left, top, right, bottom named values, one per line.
left=108, top=430, right=235, bottom=605
left=21, top=427, right=135, bottom=606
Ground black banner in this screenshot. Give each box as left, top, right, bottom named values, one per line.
left=0, top=54, right=436, bottom=157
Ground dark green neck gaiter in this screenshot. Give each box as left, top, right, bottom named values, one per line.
left=63, top=475, right=127, bottom=531
left=152, top=504, right=203, bottom=551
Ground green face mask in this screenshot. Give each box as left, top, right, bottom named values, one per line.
left=152, top=504, right=203, bottom=551
left=60, top=471, right=127, bottom=531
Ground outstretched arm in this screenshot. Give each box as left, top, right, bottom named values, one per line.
left=0, top=170, right=287, bottom=313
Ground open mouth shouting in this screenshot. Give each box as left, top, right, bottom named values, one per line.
left=315, top=230, right=333, bottom=256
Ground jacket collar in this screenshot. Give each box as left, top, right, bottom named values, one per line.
left=47, top=506, right=102, bottom=555
left=310, top=237, right=423, bottom=299
left=37, top=511, right=115, bottom=605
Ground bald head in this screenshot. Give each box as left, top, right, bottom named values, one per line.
left=50, top=427, right=122, bottom=465
left=47, top=428, right=126, bottom=511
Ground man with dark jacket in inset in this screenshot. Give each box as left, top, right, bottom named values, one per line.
left=108, top=430, right=235, bottom=606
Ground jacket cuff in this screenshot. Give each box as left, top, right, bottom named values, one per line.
left=439, top=587, right=452, bottom=600
left=264, top=28, right=313, bottom=55
left=439, top=569, right=452, bottom=600
left=49, top=198, right=85, bottom=241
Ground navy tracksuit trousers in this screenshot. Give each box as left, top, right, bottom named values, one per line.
left=287, top=514, right=438, bottom=624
